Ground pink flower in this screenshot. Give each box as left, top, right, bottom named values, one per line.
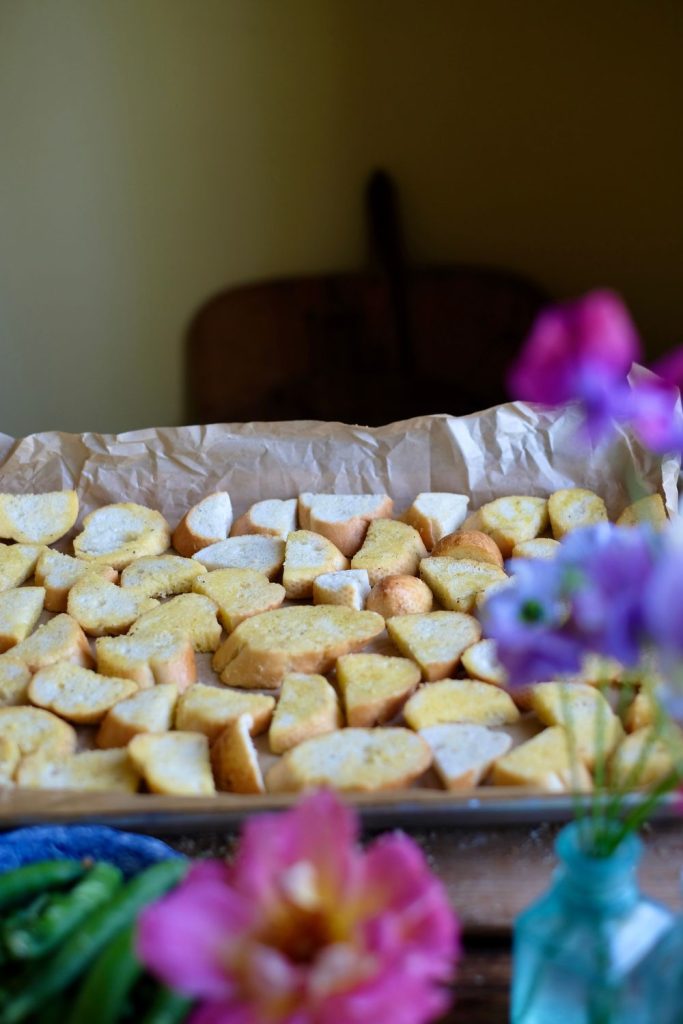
left=136, top=791, right=460, bottom=1024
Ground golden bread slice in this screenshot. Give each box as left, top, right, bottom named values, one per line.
left=403, top=678, right=520, bottom=730
left=130, top=593, right=221, bottom=652
left=301, top=493, right=394, bottom=557
left=96, top=683, right=179, bottom=748
left=120, top=554, right=205, bottom=599
left=16, top=749, right=140, bottom=792
left=386, top=611, right=481, bottom=681
left=268, top=672, right=341, bottom=754
left=511, top=538, right=561, bottom=560
left=0, top=587, right=45, bottom=652
left=0, top=735, right=19, bottom=784
left=0, top=543, right=44, bottom=592
left=231, top=498, right=298, bottom=540
left=211, top=714, right=265, bottom=794
left=29, top=663, right=138, bottom=724
left=0, top=491, right=78, bottom=545
left=420, top=723, right=512, bottom=790
left=213, top=605, right=384, bottom=689
left=283, top=530, right=348, bottom=599
left=616, top=494, right=667, bottom=528
left=95, top=631, right=196, bottom=691
left=420, top=557, right=507, bottom=612
left=128, top=731, right=216, bottom=795
left=0, top=655, right=32, bottom=707
left=12, top=614, right=93, bottom=672
left=461, top=639, right=508, bottom=687
left=74, top=503, right=171, bottom=569
left=172, top=491, right=233, bottom=557
left=313, top=569, right=371, bottom=611
left=478, top=496, right=549, bottom=556
left=336, top=653, right=420, bottom=727
left=548, top=488, right=608, bottom=538
left=402, top=492, right=469, bottom=550
left=67, top=576, right=159, bottom=637
left=0, top=706, right=76, bottom=757
left=35, top=549, right=118, bottom=612
left=366, top=575, right=433, bottom=617
left=192, top=536, right=285, bottom=578
left=530, top=682, right=623, bottom=768
left=175, top=683, right=275, bottom=741
left=351, top=519, right=427, bottom=585
left=431, top=530, right=504, bottom=568
left=625, top=691, right=656, bottom=733
left=192, top=568, right=285, bottom=631
left=265, top=727, right=431, bottom=793
left=609, top=727, right=682, bottom=789
left=491, top=726, right=593, bottom=791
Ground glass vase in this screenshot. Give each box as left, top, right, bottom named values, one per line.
left=511, top=821, right=682, bottom=1024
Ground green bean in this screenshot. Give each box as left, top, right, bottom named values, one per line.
left=66, top=923, right=142, bottom=1024
left=5, top=862, right=123, bottom=960
left=0, top=861, right=85, bottom=912
left=0, top=893, right=52, bottom=964
left=0, top=857, right=188, bottom=1024
left=140, top=987, right=193, bottom=1024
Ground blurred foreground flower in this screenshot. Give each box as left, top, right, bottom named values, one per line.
left=136, top=790, right=459, bottom=1024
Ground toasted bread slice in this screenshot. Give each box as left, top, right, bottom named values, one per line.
left=35, top=549, right=118, bottom=612
left=282, top=530, right=348, bottom=599
left=74, top=503, right=171, bottom=569
left=120, top=554, right=205, bottom=599
left=0, top=655, right=32, bottom=707
left=609, top=727, right=682, bottom=789
left=530, top=682, right=622, bottom=768
left=386, top=611, right=481, bottom=681
left=366, top=575, right=433, bottom=617
left=420, top=557, right=507, bottom=613
left=231, top=499, right=298, bottom=540
left=461, top=639, right=508, bottom=687
left=213, top=605, right=384, bottom=689
left=96, top=683, right=178, bottom=748
left=616, top=494, right=667, bottom=529
left=431, top=530, right=504, bottom=568
left=0, top=706, right=76, bottom=757
left=175, top=683, right=275, bottom=741
left=625, top=691, right=656, bottom=733
left=172, top=492, right=233, bottom=557
left=403, top=678, right=520, bottom=730
left=336, top=653, right=420, bottom=727
left=300, top=494, right=393, bottom=557
left=511, top=538, right=561, bottom=560
left=265, top=727, right=431, bottom=793
left=192, top=568, right=285, bottom=631
left=312, top=569, right=371, bottom=611
left=0, top=588, right=45, bottom=652
left=0, top=491, right=79, bottom=545
left=548, top=488, right=608, bottom=539
left=211, top=714, right=265, bottom=793
left=67, top=576, right=159, bottom=638
left=268, top=673, right=341, bottom=754
left=128, top=731, right=216, bottom=795
left=17, top=748, right=140, bottom=792
left=12, top=614, right=93, bottom=672
left=477, top=496, right=549, bottom=556
left=0, top=735, right=19, bottom=784
left=29, top=663, right=138, bottom=724
left=351, top=519, right=427, bottom=585
left=491, top=726, right=593, bottom=791
left=420, top=723, right=513, bottom=790
left=192, top=536, right=285, bottom=578
left=130, top=593, right=221, bottom=652
left=403, top=493, right=469, bottom=550
left=0, top=543, right=44, bottom=593
left=96, top=632, right=195, bottom=691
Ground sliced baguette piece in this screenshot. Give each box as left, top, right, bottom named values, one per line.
left=16, top=749, right=140, bottom=792
left=0, top=655, right=32, bottom=707
left=265, top=727, right=431, bottom=793
left=548, top=488, right=608, bottom=539
left=12, top=614, right=93, bottom=672
left=175, top=683, right=275, bottom=741
left=616, top=494, right=668, bottom=529
left=478, top=496, right=549, bottom=556
left=365, top=575, right=433, bottom=617
left=302, top=494, right=394, bottom=557
left=403, top=678, right=520, bottom=730
left=608, top=727, right=682, bottom=789
left=0, top=706, right=77, bottom=758
left=192, top=536, right=285, bottom=579
left=128, top=731, right=216, bottom=795
left=193, top=568, right=285, bottom=632
left=119, top=554, right=205, bottom=599
left=172, top=492, right=233, bottom=557
left=74, top=503, right=171, bottom=569
left=231, top=499, right=298, bottom=540
left=268, top=673, right=341, bottom=754
left=0, top=491, right=79, bottom=545
left=420, top=723, right=513, bottom=790
left=130, top=593, right=221, bottom=652
left=96, top=632, right=195, bottom=691
left=491, top=726, right=593, bottom=792
left=403, top=493, right=469, bottom=550
left=0, top=735, right=19, bottom=785
left=29, top=663, right=138, bottom=724
left=420, top=557, right=508, bottom=613
left=35, top=549, right=118, bottom=612
left=336, top=653, right=421, bottom=727
left=530, top=682, right=623, bottom=768
left=0, top=588, right=45, bottom=652
left=461, top=639, right=508, bottom=688
left=312, top=569, right=371, bottom=611
left=96, top=684, right=179, bottom=748
left=511, top=538, right=561, bottom=560
left=211, top=714, right=265, bottom=794
left=67, top=576, right=159, bottom=637
left=351, top=519, right=427, bottom=585
left=213, top=605, right=384, bottom=689
left=386, top=611, right=482, bottom=681
left=282, top=530, right=348, bottom=599
left=0, top=543, right=45, bottom=592
left=431, top=530, right=504, bottom=568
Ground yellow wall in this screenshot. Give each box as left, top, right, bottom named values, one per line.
left=1, top=0, right=681, bottom=436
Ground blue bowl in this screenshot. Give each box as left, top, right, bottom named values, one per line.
left=0, top=825, right=184, bottom=877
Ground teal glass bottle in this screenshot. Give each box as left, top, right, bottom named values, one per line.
left=511, top=822, right=682, bottom=1024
